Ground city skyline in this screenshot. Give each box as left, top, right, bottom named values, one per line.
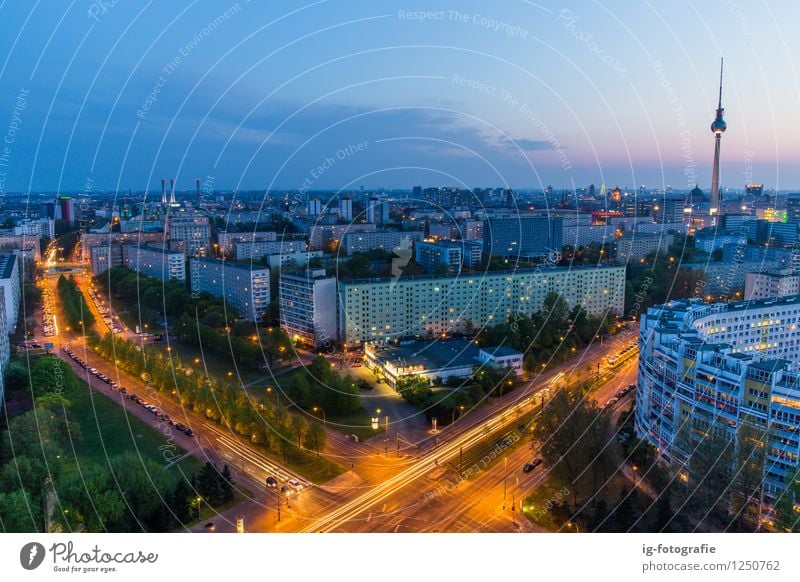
left=1, top=2, right=800, bottom=193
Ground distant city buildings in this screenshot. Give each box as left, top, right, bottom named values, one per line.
left=190, top=258, right=270, bottom=321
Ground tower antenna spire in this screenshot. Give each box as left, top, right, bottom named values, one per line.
left=717, top=57, right=724, bottom=110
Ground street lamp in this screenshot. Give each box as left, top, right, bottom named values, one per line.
left=566, top=521, right=580, bottom=533
left=312, top=406, right=326, bottom=429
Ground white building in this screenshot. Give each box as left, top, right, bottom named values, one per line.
left=168, top=214, right=210, bottom=257
left=0, top=253, right=20, bottom=334
left=338, top=265, right=625, bottom=345
left=217, top=230, right=277, bottom=255
left=343, top=230, right=424, bottom=256
left=90, top=243, right=123, bottom=276
left=235, top=240, right=308, bottom=261
left=190, top=258, right=270, bottom=321
left=745, top=269, right=800, bottom=300
left=615, top=233, right=674, bottom=262
left=123, top=245, right=186, bottom=282
left=14, top=218, right=54, bottom=239
left=279, top=269, right=338, bottom=347
left=636, top=296, right=800, bottom=515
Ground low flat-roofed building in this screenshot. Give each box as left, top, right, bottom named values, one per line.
left=364, top=339, right=521, bottom=389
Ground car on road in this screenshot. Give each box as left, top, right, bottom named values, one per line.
left=523, top=458, right=543, bottom=472
left=265, top=476, right=278, bottom=488
left=287, top=478, right=303, bottom=491
left=184, top=428, right=194, bottom=437
left=203, top=522, right=215, bottom=531
left=280, top=485, right=291, bottom=495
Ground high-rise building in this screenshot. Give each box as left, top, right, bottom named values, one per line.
left=710, top=58, right=727, bottom=222
left=217, top=231, right=277, bottom=255
left=342, top=230, right=423, bottom=256
left=0, top=253, right=20, bottom=334
left=339, top=196, right=353, bottom=222
left=636, top=296, right=800, bottom=516
left=366, top=196, right=388, bottom=224
left=415, top=240, right=464, bottom=274
left=308, top=198, right=322, bottom=216
left=123, top=245, right=186, bottom=282
left=338, top=264, right=625, bottom=345
left=90, top=243, right=124, bottom=276
left=167, top=214, right=210, bottom=257
left=190, top=258, right=270, bottom=321
left=744, top=269, right=800, bottom=300
left=279, top=269, right=338, bottom=347
left=483, top=214, right=563, bottom=259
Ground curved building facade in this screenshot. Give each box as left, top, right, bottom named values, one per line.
left=636, top=296, right=800, bottom=511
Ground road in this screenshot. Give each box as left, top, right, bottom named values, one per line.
left=37, top=258, right=642, bottom=532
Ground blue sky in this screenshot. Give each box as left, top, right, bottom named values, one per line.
left=1, top=0, right=798, bottom=193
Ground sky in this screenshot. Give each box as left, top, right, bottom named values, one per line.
left=0, top=0, right=799, bottom=194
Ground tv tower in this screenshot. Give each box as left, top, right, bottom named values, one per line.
left=709, top=58, right=726, bottom=223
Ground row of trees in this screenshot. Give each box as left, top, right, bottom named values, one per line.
left=0, top=356, right=215, bottom=532
left=57, top=275, right=95, bottom=333
left=174, top=313, right=292, bottom=369
left=92, top=333, right=333, bottom=472
left=284, top=356, right=363, bottom=417
left=478, top=292, right=618, bottom=374
left=95, top=266, right=240, bottom=331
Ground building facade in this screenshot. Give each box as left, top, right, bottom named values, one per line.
left=338, top=265, right=625, bottom=345
left=483, top=215, right=563, bottom=258
left=342, top=230, right=423, bottom=256
left=745, top=269, right=800, bottom=300
left=0, top=253, right=20, bottom=334
left=189, top=258, right=270, bottom=321
left=234, top=239, right=308, bottom=261
left=168, top=214, right=210, bottom=257
left=217, top=230, right=277, bottom=255
left=279, top=269, right=338, bottom=347
left=636, top=297, right=800, bottom=515
left=122, top=245, right=186, bottom=282
left=90, top=243, right=124, bottom=276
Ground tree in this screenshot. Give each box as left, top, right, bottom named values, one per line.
left=3, top=361, right=29, bottom=394
left=220, top=465, right=235, bottom=504
left=0, top=489, right=43, bottom=532
left=290, top=415, right=308, bottom=449
left=775, top=471, right=800, bottom=532
left=286, top=374, right=311, bottom=407
left=196, top=462, right=226, bottom=507
left=58, top=463, right=126, bottom=532
left=304, top=422, right=326, bottom=458
left=533, top=389, right=614, bottom=507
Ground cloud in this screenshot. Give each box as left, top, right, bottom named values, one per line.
left=497, top=136, right=555, bottom=152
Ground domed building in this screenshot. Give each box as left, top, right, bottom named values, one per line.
left=689, top=185, right=705, bottom=203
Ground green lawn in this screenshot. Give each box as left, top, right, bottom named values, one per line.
left=64, top=378, right=199, bottom=481
left=148, top=341, right=263, bottom=385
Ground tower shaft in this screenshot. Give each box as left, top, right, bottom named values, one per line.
left=710, top=134, right=722, bottom=217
